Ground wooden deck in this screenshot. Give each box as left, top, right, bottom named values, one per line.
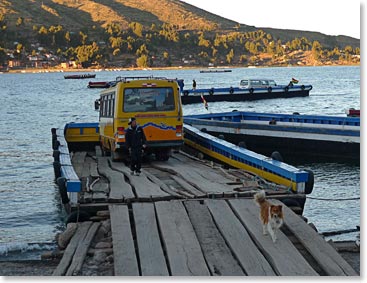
left=53, top=149, right=358, bottom=276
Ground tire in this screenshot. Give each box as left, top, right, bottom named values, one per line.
left=303, top=169, right=314, bottom=195
left=271, top=151, right=283, bottom=162
left=284, top=86, right=289, bottom=93
left=229, top=87, right=234, bottom=94
left=209, top=88, right=214, bottom=95
left=268, top=87, right=272, bottom=93
left=238, top=141, right=247, bottom=149
left=301, top=85, right=305, bottom=90
left=249, top=88, right=254, bottom=94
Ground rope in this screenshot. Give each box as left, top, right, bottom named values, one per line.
left=306, top=196, right=360, bottom=201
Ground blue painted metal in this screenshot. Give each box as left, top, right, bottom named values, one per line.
left=184, top=124, right=309, bottom=184
left=56, top=128, right=81, bottom=192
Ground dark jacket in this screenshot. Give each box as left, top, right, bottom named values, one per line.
left=125, top=125, right=146, bottom=152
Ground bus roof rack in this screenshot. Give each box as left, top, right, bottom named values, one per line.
left=115, top=76, right=169, bottom=82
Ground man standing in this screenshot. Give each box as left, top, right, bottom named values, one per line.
left=126, top=117, right=147, bottom=176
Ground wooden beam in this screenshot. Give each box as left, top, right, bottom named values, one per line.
left=155, top=201, right=210, bottom=275
left=278, top=200, right=358, bottom=276
left=132, top=203, right=169, bottom=276
left=109, top=204, right=139, bottom=276
left=65, top=222, right=101, bottom=275
left=206, top=199, right=275, bottom=275
left=52, top=221, right=92, bottom=276
left=184, top=201, right=245, bottom=276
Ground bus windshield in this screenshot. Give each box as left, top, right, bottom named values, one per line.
left=123, top=87, right=175, bottom=112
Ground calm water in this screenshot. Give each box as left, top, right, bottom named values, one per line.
left=0, top=66, right=360, bottom=260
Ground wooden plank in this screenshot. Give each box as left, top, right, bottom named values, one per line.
left=142, top=169, right=182, bottom=198
left=184, top=201, right=245, bottom=276
left=171, top=175, right=206, bottom=197
left=228, top=199, right=318, bottom=276
left=278, top=200, right=358, bottom=276
left=110, top=162, right=170, bottom=200
left=206, top=200, right=275, bottom=276
left=155, top=201, right=210, bottom=276
left=89, top=158, right=100, bottom=178
left=97, top=157, right=134, bottom=201
left=132, top=203, right=169, bottom=276
left=109, top=204, right=139, bottom=276
left=72, top=152, right=87, bottom=177
left=153, top=158, right=234, bottom=194
left=52, top=221, right=92, bottom=276
left=65, top=222, right=101, bottom=275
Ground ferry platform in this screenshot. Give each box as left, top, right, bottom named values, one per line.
left=49, top=124, right=358, bottom=276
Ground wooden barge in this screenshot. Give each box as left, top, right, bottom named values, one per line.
left=49, top=123, right=358, bottom=276
left=184, top=111, right=360, bottom=162
left=180, top=84, right=312, bottom=104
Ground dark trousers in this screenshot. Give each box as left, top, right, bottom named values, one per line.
left=130, top=149, right=142, bottom=172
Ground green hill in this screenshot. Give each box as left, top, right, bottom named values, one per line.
left=0, top=0, right=359, bottom=49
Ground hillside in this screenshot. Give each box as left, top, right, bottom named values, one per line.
left=0, top=0, right=359, bottom=49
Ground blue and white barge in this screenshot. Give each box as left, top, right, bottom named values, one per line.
left=184, top=111, right=360, bottom=162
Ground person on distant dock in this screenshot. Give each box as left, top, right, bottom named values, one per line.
left=177, top=79, right=184, bottom=93
left=126, top=117, right=147, bottom=176
left=192, top=79, right=197, bottom=90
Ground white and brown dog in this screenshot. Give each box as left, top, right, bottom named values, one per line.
left=254, top=190, right=284, bottom=243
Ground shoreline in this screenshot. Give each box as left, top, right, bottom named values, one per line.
left=0, top=247, right=359, bottom=276
left=1, top=63, right=360, bottom=74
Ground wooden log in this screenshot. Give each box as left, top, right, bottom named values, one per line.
left=65, top=222, right=101, bottom=275
left=277, top=200, right=358, bottom=276
left=132, top=203, right=169, bottom=275
left=184, top=201, right=245, bottom=276
left=155, top=201, right=210, bottom=276
left=97, top=157, right=134, bottom=201
left=228, top=199, right=318, bottom=276
left=206, top=200, right=275, bottom=275
left=109, top=204, right=139, bottom=276
left=53, top=222, right=92, bottom=276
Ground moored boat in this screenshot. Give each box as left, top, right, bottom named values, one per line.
left=180, top=78, right=312, bottom=104
left=184, top=111, right=360, bottom=162
left=64, top=73, right=96, bottom=79
left=88, top=81, right=113, bottom=88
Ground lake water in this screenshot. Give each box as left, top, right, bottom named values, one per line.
left=0, top=66, right=360, bottom=260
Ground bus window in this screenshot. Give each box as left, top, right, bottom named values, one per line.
left=123, top=87, right=175, bottom=112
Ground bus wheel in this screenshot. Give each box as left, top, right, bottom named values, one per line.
left=156, top=150, right=170, bottom=161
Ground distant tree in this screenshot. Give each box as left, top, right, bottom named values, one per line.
left=226, top=48, right=234, bottom=63
left=136, top=54, right=148, bottom=67
left=16, top=17, right=24, bottom=27
left=129, top=22, right=143, bottom=37
left=74, top=42, right=99, bottom=67
left=79, top=32, right=88, bottom=45
left=312, top=41, right=322, bottom=60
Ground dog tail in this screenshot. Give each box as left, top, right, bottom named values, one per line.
left=254, top=190, right=266, bottom=205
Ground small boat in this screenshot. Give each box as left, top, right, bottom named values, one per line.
left=181, top=78, right=312, bottom=105
left=346, top=108, right=360, bottom=117
left=88, top=81, right=112, bottom=88
left=64, top=73, right=96, bottom=79
left=199, top=69, right=232, bottom=73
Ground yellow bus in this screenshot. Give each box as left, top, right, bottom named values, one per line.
left=99, top=77, right=184, bottom=161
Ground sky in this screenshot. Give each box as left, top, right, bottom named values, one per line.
left=181, top=0, right=361, bottom=39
